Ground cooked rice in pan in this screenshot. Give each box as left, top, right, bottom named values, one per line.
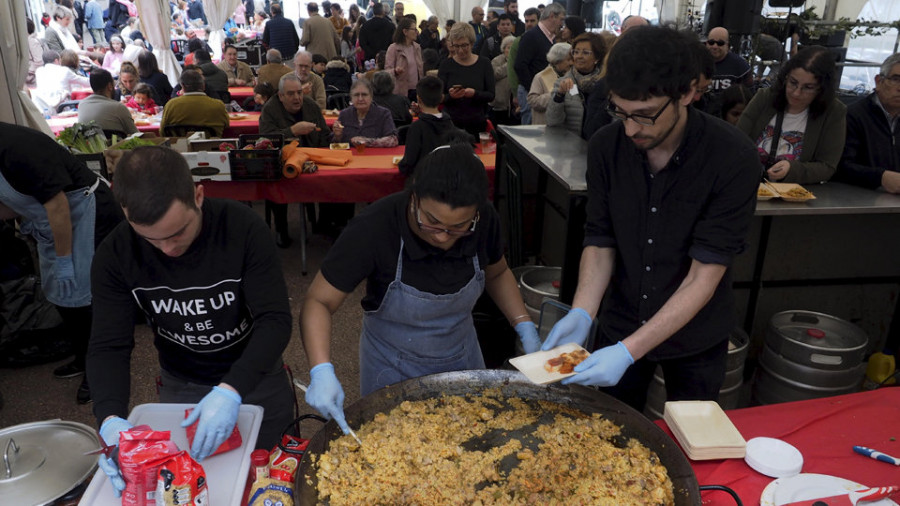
left=310, top=389, right=674, bottom=505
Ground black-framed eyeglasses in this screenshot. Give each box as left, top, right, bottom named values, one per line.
left=413, top=198, right=479, bottom=237
left=705, top=39, right=726, bottom=46
left=606, top=97, right=673, bottom=126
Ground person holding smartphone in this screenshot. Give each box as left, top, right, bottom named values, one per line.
left=438, top=22, right=495, bottom=137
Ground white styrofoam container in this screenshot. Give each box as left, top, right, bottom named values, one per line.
left=182, top=151, right=232, bottom=182
left=79, top=403, right=263, bottom=506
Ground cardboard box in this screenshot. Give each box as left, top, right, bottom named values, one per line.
left=182, top=151, right=232, bottom=181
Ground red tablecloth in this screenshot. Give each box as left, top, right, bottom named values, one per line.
left=48, top=112, right=263, bottom=138
left=71, top=88, right=92, bottom=100
left=228, top=86, right=255, bottom=102
left=201, top=146, right=496, bottom=203
left=655, top=388, right=900, bottom=505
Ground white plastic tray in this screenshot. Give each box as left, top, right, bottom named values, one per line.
left=509, top=343, right=589, bottom=384
left=79, top=403, right=263, bottom=506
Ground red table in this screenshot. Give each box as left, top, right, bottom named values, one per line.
left=200, top=146, right=496, bottom=203
left=71, top=88, right=92, bottom=100
left=655, top=388, right=900, bottom=505
left=229, top=86, right=255, bottom=102
left=47, top=112, right=264, bottom=138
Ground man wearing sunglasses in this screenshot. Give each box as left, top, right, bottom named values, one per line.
left=541, top=26, right=759, bottom=412
left=301, top=143, right=540, bottom=435
left=705, top=26, right=752, bottom=93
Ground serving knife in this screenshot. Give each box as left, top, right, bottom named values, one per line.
left=781, top=486, right=899, bottom=506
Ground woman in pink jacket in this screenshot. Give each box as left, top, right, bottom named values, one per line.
left=385, top=17, right=424, bottom=102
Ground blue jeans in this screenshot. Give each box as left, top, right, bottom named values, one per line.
left=517, top=84, right=531, bottom=125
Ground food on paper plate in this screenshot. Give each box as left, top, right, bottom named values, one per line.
left=330, top=142, right=350, bottom=150
left=757, top=186, right=775, bottom=198
left=544, top=348, right=591, bottom=374
left=783, top=186, right=813, bottom=198
left=312, top=391, right=675, bottom=505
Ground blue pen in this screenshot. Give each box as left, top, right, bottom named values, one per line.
left=854, top=445, right=900, bottom=466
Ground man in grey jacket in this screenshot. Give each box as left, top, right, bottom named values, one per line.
left=77, top=69, right=139, bottom=136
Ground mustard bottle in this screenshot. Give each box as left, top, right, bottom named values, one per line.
left=864, top=350, right=896, bottom=389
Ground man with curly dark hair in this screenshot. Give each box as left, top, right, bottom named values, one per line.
left=542, top=26, right=760, bottom=412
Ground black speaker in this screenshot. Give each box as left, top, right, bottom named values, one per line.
left=704, top=0, right=763, bottom=35
left=768, top=0, right=804, bottom=7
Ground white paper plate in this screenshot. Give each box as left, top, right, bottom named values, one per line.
left=760, top=473, right=899, bottom=506
left=745, top=437, right=803, bottom=478
left=509, top=343, right=588, bottom=384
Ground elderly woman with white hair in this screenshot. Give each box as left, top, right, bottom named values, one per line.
left=489, top=35, right=517, bottom=126
left=44, top=6, right=80, bottom=52
left=527, top=42, right=572, bottom=126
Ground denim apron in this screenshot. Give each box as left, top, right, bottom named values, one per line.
left=359, top=238, right=486, bottom=395
left=0, top=171, right=100, bottom=307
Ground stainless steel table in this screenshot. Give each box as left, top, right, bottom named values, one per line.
left=496, top=124, right=900, bottom=350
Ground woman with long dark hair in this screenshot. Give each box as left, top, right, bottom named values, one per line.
left=137, top=50, right=173, bottom=106
left=385, top=17, right=424, bottom=102
left=737, top=45, right=846, bottom=183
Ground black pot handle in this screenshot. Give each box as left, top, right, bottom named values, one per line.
left=278, top=414, right=327, bottom=455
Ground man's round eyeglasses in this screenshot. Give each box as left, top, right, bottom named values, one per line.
left=880, top=74, right=900, bottom=86
left=606, top=97, right=673, bottom=126
left=413, top=199, right=479, bottom=237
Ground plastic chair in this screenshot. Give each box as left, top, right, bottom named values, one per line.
left=162, top=124, right=219, bottom=137
left=397, top=124, right=410, bottom=146
left=56, top=100, right=81, bottom=113
left=326, top=93, right=350, bottom=111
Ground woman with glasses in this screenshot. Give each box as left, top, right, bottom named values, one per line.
left=438, top=22, right=496, bottom=137
left=332, top=79, right=398, bottom=148
left=527, top=42, right=572, bottom=126
left=546, top=33, right=608, bottom=136
left=386, top=17, right=424, bottom=102
left=300, top=143, right=541, bottom=431
left=737, top=45, right=847, bottom=183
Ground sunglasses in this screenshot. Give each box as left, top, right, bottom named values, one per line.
left=413, top=199, right=479, bottom=237
left=706, top=39, right=727, bottom=47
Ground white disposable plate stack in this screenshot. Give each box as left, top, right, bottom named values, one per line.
left=663, top=401, right=747, bottom=460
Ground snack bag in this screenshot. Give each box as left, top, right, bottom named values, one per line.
left=267, top=445, right=299, bottom=483
left=155, top=451, right=209, bottom=506
left=247, top=478, right=294, bottom=506
left=119, top=427, right=181, bottom=506
left=183, top=408, right=243, bottom=457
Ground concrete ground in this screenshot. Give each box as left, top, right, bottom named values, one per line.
left=0, top=203, right=365, bottom=431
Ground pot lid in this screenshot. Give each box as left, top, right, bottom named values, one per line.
left=768, top=311, right=868, bottom=351
left=0, top=420, right=99, bottom=505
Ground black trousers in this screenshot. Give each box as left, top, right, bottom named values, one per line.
left=55, top=305, right=92, bottom=368
left=599, top=335, right=729, bottom=412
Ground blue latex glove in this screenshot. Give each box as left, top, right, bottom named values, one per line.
left=98, top=416, right=133, bottom=497
left=181, top=386, right=241, bottom=462
left=54, top=255, right=76, bottom=299
left=541, top=307, right=593, bottom=351
left=515, top=321, right=541, bottom=354
left=562, top=341, right=635, bottom=387
left=305, top=362, right=351, bottom=435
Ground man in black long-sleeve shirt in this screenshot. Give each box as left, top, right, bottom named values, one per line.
left=513, top=4, right=563, bottom=125
left=358, top=2, right=394, bottom=62
left=87, top=147, right=294, bottom=491
left=542, top=26, right=759, bottom=412
left=836, top=53, right=900, bottom=193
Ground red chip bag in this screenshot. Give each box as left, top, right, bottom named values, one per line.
left=119, top=427, right=181, bottom=506
left=155, top=451, right=209, bottom=506
left=183, top=408, right=243, bottom=458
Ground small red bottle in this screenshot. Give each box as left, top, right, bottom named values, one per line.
left=241, top=449, right=270, bottom=505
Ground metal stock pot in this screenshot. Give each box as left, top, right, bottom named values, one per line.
left=295, top=370, right=701, bottom=505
